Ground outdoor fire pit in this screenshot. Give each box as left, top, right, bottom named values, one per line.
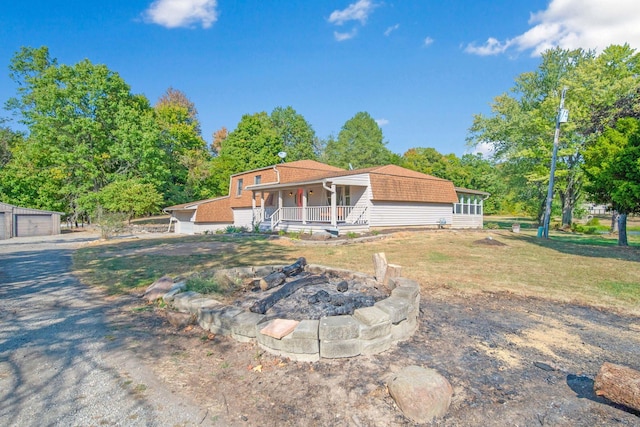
left=155, top=258, right=421, bottom=362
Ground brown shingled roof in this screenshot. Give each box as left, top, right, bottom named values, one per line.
left=275, top=160, right=345, bottom=183
left=366, top=165, right=459, bottom=204
left=164, top=197, right=220, bottom=211
left=195, top=197, right=233, bottom=223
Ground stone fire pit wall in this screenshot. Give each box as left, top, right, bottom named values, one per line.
left=166, top=264, right=421, bottom=362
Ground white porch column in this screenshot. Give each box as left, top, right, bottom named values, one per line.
left=302, top=189, right=307, bottom=224
left=331, top=184, right=337, bottom=227
left=251, top=193, right=257, bottom=224
left=260, top=191, right=265, bottom=221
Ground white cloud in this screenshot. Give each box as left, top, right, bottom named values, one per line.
left=375, top=118, right=389, bottom=127
left=329, top=0, right=376, bottom=26
left=334, top=29, right=358, bottom=42
left=144, top=0, right=218, bottom=29
left=384, top=24, right=399, bottom=36
left=465, top=0, right=640, bottom=56
left=465, top=37, right=510, bottom=55
left=468, top=142, right=495, bottom=158
left=423, top=36, right=434, bottom=47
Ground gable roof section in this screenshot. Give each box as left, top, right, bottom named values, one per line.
left=366, top=165, right=459, bottom=204
left=273, top=160, right=345, bottom=183
left=195, top=196, right=233, bottom=223
left=164, top=197, right=223, bottom=211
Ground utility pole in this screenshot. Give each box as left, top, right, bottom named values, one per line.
left=541, top=87, right=569, bottom=239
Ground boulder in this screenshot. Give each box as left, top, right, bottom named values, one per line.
left=388, top=365, right=453, bottom=423
left=166, top=310, right=196, bottom=328
left=143, top=276, right=174, bottom=302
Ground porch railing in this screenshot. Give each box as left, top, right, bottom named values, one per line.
left=268, top=206, right=362, bottom=228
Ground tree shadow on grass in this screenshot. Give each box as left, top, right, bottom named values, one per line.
left=499, top=232, right=640, bottom=262
left=73, top=234, right=299, bottom=295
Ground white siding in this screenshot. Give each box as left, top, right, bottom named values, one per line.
left=331, top=173, right=370, bottom=186
left=194, top=222, right=232, bottom=234
left=452, top=215, right=483, bottom=229
left=233, top=208, right=254, bottom=229
left=173, top=210, right=196, bottom=234
left=369, top=202, right=452, bottom=227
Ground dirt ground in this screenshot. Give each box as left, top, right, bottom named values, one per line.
left=103, top=284, right=640, bottom=426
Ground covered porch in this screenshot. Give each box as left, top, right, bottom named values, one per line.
left=246, top=179, right=370, bottom=235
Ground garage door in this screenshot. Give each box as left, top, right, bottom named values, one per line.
left=0, top=212, right=5, bottom=239
left=15, top=214, right=52, bottom=237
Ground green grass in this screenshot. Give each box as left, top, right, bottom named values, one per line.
left=73, top=230, right=640, bottom=315
left=185, top=276, right=223, bottom=294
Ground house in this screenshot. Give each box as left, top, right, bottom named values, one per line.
left=164, top=160, right=489, bottom=235
left=0, top=202, right=63, bottom=239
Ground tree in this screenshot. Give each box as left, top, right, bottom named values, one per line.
left=0, top=123, right=22, bottom=167
left=324, top=112, right=393, bottom=169
left=270, top=106, right=317, bottom=161
left=584, top=118, right=640, bottom=246
left=4, top=46, right=169, bottom=220
left=211, top=126, right=228, bottom=155
left=216, top=111, right=282, bottom=177
left=154, top=87, right=211, bottom=204
left=468, top=45, right=640, bottom=226
left=95, top=179, right=164, bottom=223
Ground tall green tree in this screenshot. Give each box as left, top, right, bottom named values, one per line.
left=468, top=45, right=640, bottom=226
left=324, top=112, right=393, bottom=169
left=215, top=111, right=282, bottom=179
left=270, top=106, right=317, bottom=161
left=154, top=87, right=211, bottom=204
left=4, top=46, right=168, bottom=220
left=0, top=123, right=22, bottom=167
left=584, top=118, right=640, bottom=246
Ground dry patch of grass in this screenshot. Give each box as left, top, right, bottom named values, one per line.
left=73, top=230, right=640, bottom=314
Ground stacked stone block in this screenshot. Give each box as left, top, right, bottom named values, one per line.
left=163, top=269, right=421, bottom=361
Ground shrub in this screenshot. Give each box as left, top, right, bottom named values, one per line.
left=224, top=225, right=248, bottom=234
left=586, top=217, right=601, bottom=227
left=346, top=231, right=358, bottom=239
left=287, top=231, right=301, bottom=240
left=185, top=276, right=221, bottom=294
left=485, top=222, right=499, bottom=229
left=94, top=207, right=127, bottom=239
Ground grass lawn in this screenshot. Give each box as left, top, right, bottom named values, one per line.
left=72, top=228, right=640, bottom=315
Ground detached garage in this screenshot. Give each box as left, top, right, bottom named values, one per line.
left=0, top=202, right=63, bottom=239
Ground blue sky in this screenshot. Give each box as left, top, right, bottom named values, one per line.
left=2, top=1, right=639, bottom=157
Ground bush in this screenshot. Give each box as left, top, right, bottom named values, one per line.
left=346, top=231, right=358, bottom=239
left=224, top=225, right=248, bottom=234
left=185, top=276, right=221, bottom=294
left=94, top=207, right=127, bottom=239
left=586, top=217, right=601, bottom=227
left=287, top=231, right=301, bottom=240
left=573, top=224, right=599, bottom=235
left=485, top=222, right=499, bottom=229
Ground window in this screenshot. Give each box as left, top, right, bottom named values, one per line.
left=236, top=178, right=243, bottom=196
left=254, top=175, right=261, bottom=185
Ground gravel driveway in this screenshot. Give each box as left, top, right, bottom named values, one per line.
left=0, top=233, right=208, bottom=426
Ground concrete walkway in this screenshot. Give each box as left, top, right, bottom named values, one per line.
left=0, top=233, right=208, bottom=426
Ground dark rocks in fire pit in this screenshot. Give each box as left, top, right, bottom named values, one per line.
left=307, top=290, right=376, bottom=317
left=336, top=280, right=348, bottom=292
left=250, top=274, right=328, bottom=315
